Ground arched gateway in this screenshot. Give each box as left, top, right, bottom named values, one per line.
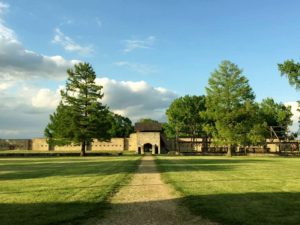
left=135, top=122, right=162, bottom=155
left=143, top=143, right=152, bottom=153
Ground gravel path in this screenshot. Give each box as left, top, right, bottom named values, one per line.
left=86, top=156, right=218, bottom=225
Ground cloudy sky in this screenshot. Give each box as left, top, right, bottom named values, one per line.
left=1, top=0, right=300, bottom=138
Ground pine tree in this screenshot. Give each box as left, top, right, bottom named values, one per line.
left=205, top=61, right=256, bottom=156
left=45, top=62, right=111, bottom=156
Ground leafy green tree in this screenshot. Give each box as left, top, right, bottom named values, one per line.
left=166, top=95, right=206, bottom=150
left=109, top=113, right=134, bottom=137
left=162, top=122, right=176, bottom=139
left=45, top=62, right=111, bottom=156
left=137, top=118, right=160, bottom=124
left=259, top=98, right=293, bottom=139
left=278, top=60, right=300, bottom=133
left=205, top=60, right=256, bottom=156
left=278, top=60, right=300, bottom=90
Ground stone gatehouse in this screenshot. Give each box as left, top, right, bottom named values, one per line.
left=16, top=122, right=168, bottom=154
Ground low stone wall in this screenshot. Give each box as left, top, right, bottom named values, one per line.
left=0, top=139, right=31, bottom=150
left=91, top=138, right=124, bottom=151
left=31, top=138, right=125, bottom=151
left=32, top=138, right=49, bottom=151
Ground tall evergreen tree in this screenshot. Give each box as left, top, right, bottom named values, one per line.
left=205, top=61, right=256, bottom=156
left=45, top=62, right=111, bottom=156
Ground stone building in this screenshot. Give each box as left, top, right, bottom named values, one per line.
left=29, top=122, right=167, bottom=154
left=2, top=122, right=298, bottom=154
left=133, top=122, right=163, bottom=154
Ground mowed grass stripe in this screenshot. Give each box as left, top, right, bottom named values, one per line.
left=156, top=156, right=300, bottom=225
left=0, top=156, right=141, bottom=225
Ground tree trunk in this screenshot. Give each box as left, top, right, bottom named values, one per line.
left=202, top=136, right=208, bottom=152
left=227, top=144, right=232, bottom=157
left=175, top=137, right=178, bottom=152
left=81, top=141, right=86, bottom=156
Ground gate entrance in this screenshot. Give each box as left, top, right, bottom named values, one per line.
left=143, top=143, right=152, bottom=154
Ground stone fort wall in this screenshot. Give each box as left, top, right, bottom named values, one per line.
left=2, top=136, right=296, bottom=153
left=31, top=138, right=129, bottom=151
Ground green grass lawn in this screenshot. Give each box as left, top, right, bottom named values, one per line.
left=0, top=156, right=140, bottom=225
left=156, top=156, right=300, bottom=225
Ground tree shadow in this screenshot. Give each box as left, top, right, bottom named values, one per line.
left=157, top=157, right=270, bottom=165
left=181, top=192, right=300, bottom=225
left=0, top=156, right=272, bottom=181
left=1, top=192, right=300, bottom=225
left=155, top=157, right=271, bottom=174
left=0, top=158, right=140, bottom=181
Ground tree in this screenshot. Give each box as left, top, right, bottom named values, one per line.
left=205, top=60, right=256, bottom=156
left=162, top=122, right=176, bottom=139
left=166, top=95, right=206, bottom=151
left=109, top=113, right=134, bottom=138
left=278, top=60, right=300, bottom=133
left=137, top=118, right=160, bottom=124
left=278, top=60, right=300, bottom=90
left=45, top=62, right=112, bottom=156
left=44, top=102, right=73, bottom=147
left=259, top=98, right=293, bottom=139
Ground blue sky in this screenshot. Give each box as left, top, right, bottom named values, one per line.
left=1, top=0, right=300, bottom=138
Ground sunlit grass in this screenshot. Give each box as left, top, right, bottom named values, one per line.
left=156, top=156, right=300, bottom=225
left=0, top=156, right=140, bottom=225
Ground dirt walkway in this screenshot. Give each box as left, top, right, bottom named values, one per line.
left=86, top=156, right=217, bottom=225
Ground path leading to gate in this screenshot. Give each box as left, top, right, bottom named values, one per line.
left=86, top=156, right=218, bottom=225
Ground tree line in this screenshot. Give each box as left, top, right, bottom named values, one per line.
left=164, top=61, right=294, bottom=156
left=45, top=59, right=299, bottom=156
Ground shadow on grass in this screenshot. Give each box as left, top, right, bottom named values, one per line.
left=154, top=157, right=271, bottom=174
left=0, top=201, right=109, bottom=225
left=182, top=192, right=300, bottom=225
left=0, top=156, right=271, bottom=181
left=0, top=158, right=140, bottom=181
left=1, top=192, right=300, bottom=225
left=157, top=157, right=270, bottom=165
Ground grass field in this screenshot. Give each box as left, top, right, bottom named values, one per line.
left=0, top=156, right=140, bottom=225
left=156, top=156, right=300, bottom=225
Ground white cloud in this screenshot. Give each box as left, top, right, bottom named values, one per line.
left=31, top=88, right=60, bottom=109
left=0, top=2, right=9, bottom=15
left=114, top=61, right=157, bottom=74
left=0, top=38, right=80, bottom=80
left=0, top=6, right=81, bottom=138
left=96, top=77, right=177, bottom=122
left=52, top=28, right=94, bottom=55
left=123, top=36, right=156, bottom=53
left=0, top=78, right=177, bottom=138
left=0, top=84, right=62, bottom=139
left=285, top=102, right=299, bottom=133
left=0, top=15, right=80, bottom=81
left=0, top=2, right=16, bottom=41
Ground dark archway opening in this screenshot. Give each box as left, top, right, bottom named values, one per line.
left=138, top=147, right=141, bottom=154
left=143, top=143, right=152, bottom=153
left=155, top=145, right=159, bottom=154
